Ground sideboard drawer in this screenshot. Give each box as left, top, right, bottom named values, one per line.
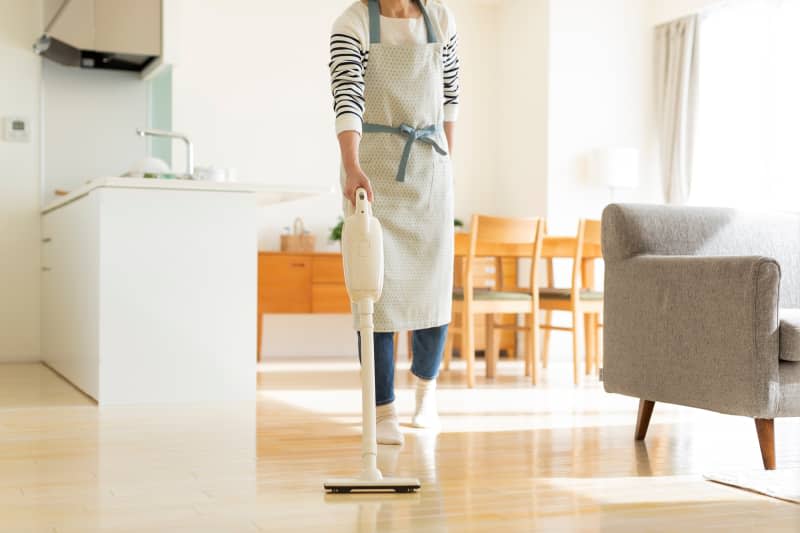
left=311, top=284, right=351, bottom=313
left=260, top=254, right=311, bottom=313
left=312, top=254, right=345, bottom=284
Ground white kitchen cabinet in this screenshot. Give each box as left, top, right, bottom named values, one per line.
left=41, top=178, right=325, bottom=405
left=43, top=0, right=161, bottom=57
left=41, top=192, right=101, bottom=398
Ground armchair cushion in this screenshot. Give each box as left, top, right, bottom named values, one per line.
left=780, top=309, right=800, bottom=362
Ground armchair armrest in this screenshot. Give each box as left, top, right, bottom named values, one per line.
left=603, top=254, right=782, bottom=419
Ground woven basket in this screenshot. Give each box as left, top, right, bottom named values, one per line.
left=280, top=217, right=316, bottom=252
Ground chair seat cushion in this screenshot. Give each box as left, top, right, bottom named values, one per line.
left=780, top=308, right=800, bottom=362
left=452, top=288, right=532, bottom=301
left=539, top=288, right=604, bottom=301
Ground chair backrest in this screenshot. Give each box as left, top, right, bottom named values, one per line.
left=464, top=215, right=545, bottom=298
left=570, top=219, right=602, bottom=299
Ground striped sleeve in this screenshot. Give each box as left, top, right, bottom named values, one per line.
left=329, top=32, right=368, bottom=135
left=442, top=31, right=460, bottom=121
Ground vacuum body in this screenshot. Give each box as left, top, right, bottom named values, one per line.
left=324, top=188, right=421, bottom=493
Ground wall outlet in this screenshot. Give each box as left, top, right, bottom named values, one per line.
left=3, top=117, right=31, bottom=143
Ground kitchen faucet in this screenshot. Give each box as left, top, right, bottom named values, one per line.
left=136, top=128, right=194, bottom=178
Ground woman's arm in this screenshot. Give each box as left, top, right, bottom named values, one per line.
left=330, top=7, right=371, bottom=203
left=441, top=6, right=460, bottom=157
left=338, top=131, right=373, bottom=202
left=444, top=122, right=455, bottom=156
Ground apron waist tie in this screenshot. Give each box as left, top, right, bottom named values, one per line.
left=363, top=123, right=448, bottom=182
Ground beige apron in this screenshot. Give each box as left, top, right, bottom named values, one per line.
left=341, top=0, right=454, bottom=332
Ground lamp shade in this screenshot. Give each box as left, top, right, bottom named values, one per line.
left=588, top=147, right=639, bottom=189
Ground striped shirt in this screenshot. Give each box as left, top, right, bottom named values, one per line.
left=329, top=0, right=461, bottom=135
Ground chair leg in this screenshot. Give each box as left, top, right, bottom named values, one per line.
left=463, top=310, right=475, bottom=388
left=571, top=310, right=581, bottom=386
left=595, top=312, right=603, bottom=375
left=755, top=419, right=776, bottom=470
left=485, top=314, right=496, bottom=379
left=443, top=328, right=453, bottom=371
left=530, top=310, right=540, bottom=386
left=523, top=315, right=532, bottom=377
left=392, top=332, right=399, bottom=364
left=407, top=331, right=413, bottom=361
left=583, top=313, right=595, bottom=376
left=542, top=311, right=552, bottom=368
left=635, top=400, right=655, bottom=440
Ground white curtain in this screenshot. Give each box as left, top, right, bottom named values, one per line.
left=655, top=15, right=700, bottom=205
left=690, top=0, right=800, bottom=211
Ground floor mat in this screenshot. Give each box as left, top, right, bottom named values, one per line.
left=705, top=469, right=800, bottom=504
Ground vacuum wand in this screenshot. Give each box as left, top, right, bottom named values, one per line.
left=323, top=188, right=420, bottom=493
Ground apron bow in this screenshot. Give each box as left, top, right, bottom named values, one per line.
left=363, top=123, right=448, bottom=182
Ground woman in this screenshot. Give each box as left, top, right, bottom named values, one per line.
left=329, top=0, right=460, bottom=444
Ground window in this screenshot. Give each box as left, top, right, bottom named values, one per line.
left=690, top=0, right=800, bottom=210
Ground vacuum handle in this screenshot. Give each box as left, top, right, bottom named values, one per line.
left=354, top=187, right=371, bottom=216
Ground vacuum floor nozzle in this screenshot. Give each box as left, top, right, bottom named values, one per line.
left=324, top=478, right=421, bottom=494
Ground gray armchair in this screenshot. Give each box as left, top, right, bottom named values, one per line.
left=602, top=204, right=800, bottom=470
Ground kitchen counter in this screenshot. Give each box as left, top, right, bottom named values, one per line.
left=42, top=176, right=331, bottom=213
left=40, top=178, right=328, bottom=405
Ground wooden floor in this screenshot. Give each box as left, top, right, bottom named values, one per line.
left=0, top=358, right=798, bottom=532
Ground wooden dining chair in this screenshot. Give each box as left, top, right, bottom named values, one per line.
left=539, top=219, right=603, bottom=385
left=447, top=215, right=545, bottom=387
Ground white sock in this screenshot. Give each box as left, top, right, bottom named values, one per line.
left=411, top=376, right=440, bottom=429
left=376, top=402, right=403, bottom=445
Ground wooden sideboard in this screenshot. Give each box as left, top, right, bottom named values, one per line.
left=257, top=252, right=350, bottom=359
left=257, top=251, right=517, bottom=360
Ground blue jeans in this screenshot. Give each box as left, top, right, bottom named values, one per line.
left=358, top=324, right=448, bottom=406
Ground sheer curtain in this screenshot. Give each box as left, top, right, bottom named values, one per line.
left=655, top=16, right=700, bottom=205
left=690, top=0, right=800, bottom=211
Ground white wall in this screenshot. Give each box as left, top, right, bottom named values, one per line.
left=547, top=0, right=658, bottom=235
left=168, top=0, right=506, bottom=356
left=0, top=0, right=42, bottom=362
left=42, top=62, right=149, bottom=200
left=496, top=0, right=549, bottom=220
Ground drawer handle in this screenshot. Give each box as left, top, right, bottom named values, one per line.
left=42, top=237, right=52, bottom=243
left=290, top=262, right=306, bottom=268
left=41, top=266, right=52, bottom=272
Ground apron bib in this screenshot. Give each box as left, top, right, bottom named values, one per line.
left=341, top=0, right=454, bottom=332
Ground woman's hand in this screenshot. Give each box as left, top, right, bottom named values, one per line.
left=343, top=167, right=373, bottom=204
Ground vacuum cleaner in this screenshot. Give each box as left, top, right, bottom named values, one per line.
left=324, top=188, right=421, bottom=494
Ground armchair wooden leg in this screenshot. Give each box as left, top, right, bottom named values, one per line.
left=755, top=418, right=776, bottom=470
left=407, top=331, right=414, bottom=361
left=635, top=400, right=655, bottom=441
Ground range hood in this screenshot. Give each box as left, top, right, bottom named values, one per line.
left=34, top=0, right=162, bottom=73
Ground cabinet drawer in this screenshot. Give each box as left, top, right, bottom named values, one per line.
left=311, top=284, right=351, bottom=314
left=312, top=254, right=345, bottom=284
left=260, top=254, right=311, bottom=313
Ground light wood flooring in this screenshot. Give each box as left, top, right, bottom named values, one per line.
left=0, top=358, right=798, bottom=532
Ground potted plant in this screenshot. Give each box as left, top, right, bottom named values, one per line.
left=329, top=217, right=344, bottom=247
